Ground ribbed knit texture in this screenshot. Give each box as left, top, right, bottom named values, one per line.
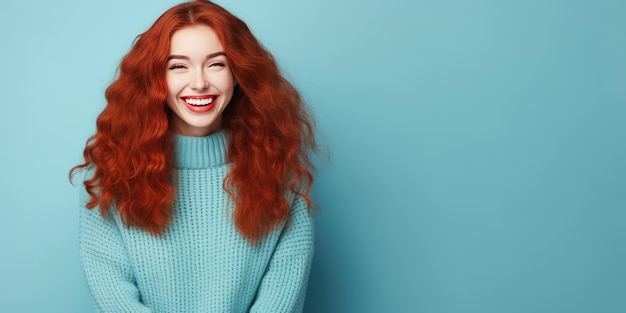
left=79, top=131, right=315, bottom=313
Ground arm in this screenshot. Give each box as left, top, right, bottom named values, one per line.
left=79, top=187, right=152, bottom=313
left=250, top=196, right=315, bottom=313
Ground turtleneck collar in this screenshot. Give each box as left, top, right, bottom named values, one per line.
left=172, top=130, right=228, bottom=168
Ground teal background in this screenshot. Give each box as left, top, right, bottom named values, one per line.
left=1, top=0, right=624, bottom=312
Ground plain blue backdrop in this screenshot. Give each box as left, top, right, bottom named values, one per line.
left=1, top=0, right=624, bottom=312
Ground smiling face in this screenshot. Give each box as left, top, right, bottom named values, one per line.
left=165, top=25, right=235, bottom=136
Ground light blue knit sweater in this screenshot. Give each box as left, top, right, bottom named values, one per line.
left=79, top=131, right=315, bottom=313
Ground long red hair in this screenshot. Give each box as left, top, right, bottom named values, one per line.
left=70, top=0, right=317, bottom=243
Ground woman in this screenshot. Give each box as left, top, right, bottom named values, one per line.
left=70, top=1, right=317, bottom=312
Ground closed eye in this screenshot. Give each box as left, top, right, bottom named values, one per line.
left=168, top=63, right=187, bottom=70
left=208, top=62, right=225, bottom=68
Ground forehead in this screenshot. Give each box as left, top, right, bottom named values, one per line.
left=169, top=25, right=224, bottom=54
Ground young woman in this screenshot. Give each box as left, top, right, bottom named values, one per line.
left=71, top=1, right=317, bottom=312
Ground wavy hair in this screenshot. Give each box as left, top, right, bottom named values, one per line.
left=70, top=0, right=317, bottom=243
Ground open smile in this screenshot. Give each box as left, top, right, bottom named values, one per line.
left=181, top=95, right=217, bottom=106
left=180, top=95, right=218, bottom=113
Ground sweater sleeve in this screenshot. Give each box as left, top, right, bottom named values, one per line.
left=249, top=196, right=315, bottom=313
left=78, top=186, right=153, bottom=313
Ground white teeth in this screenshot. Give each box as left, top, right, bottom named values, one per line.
left=185, top=97, right=214, bottom=106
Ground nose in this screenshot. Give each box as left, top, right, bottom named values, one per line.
left=190, top=70, right=209, bottom=90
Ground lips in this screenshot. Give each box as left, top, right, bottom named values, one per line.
left=181, top=95, right=217, bottom=113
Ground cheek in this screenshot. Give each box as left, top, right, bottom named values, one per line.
left=165, top=79, right=184, bottom=104
left=219, top=74, right=236, bottom=94
left=214, top=68, right=235, bottom=90
left=166, top=74, right=183, bottom=92
left=165, top=85, right=182, bottom=109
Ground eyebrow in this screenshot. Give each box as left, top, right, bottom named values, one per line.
left=167, top=51, right=226, bottom=61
